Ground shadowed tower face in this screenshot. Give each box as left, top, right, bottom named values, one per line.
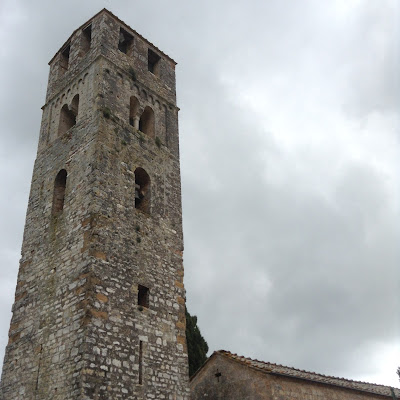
left=0, top=9, right=189, bottom=400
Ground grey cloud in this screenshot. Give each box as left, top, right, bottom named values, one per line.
left=1, top=0, right=399, bottom=387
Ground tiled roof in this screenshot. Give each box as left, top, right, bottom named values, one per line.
left=216, top=350, right=400, bottom=398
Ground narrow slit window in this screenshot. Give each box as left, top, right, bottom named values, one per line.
left=35, top=344, right=43, bottom=391
left=138, top=285, right=149, bottom=308
left=81, top=24, right=92, bottom=55
left=147, top=49, right=161, bottom=76
left=59, top=44, right=70, bottom=76
left=52, top=169, right=67, bottom=215
left=118, top=28, right=133, bottom=55
left=134, top=168, right=150, bottom=214
left=138, top=340, right=143, bottom=385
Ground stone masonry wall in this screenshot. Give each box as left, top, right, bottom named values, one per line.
left=190, top=354, right=394, bottom=400
left=1, top=9, right=189, bottom=400
left=0, top=82, right=100, bottom=398
left=191, top=355, right=271, bottom=400
left=74, top=54, right=188, bottom=398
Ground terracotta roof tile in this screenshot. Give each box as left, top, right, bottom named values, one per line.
left=217, top=350, right=400, bottom=398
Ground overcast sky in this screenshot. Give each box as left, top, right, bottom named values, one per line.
left=0, top=0, right=399, bottom=388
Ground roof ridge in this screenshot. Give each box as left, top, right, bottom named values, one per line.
left=216, top=350, right=400, bottom=393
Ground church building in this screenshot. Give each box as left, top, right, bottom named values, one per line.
left=191, top=350, right=399, bottom=400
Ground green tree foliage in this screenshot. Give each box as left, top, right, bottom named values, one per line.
left=185, top=307, right=209, bottom=377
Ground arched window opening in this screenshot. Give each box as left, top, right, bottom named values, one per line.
left=81, top=24, right=92, bottom=55
left=59, top=44, right=70, bottom=76
left=58, top=95, right=79, bottom=136
left=139, top=107, right=155, bottom=138
left=129, top=96, right=139, bottom=127
left=138, top=285, right=149, bottom=308
left=118, top=28, right=133, bottom=55
left=164, top=105, right=169, bottom=147
left=52, top=169, right=67, bottom=215
left=148, top=49, right=161, bottom=76
left=135, top=168, right=150, bottom=214
left=70, top=94, right=79, bottom=117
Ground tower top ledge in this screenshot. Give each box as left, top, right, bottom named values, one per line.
left=48, top=8, right=177, bottom=66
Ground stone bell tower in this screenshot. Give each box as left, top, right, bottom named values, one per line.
left=0, top=9, right=189, bottom=400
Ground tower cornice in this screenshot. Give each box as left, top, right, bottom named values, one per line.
left=42, top=53, right=179, bottom=112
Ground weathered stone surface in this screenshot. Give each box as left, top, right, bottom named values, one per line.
left=0, top=9, right=189, bottom=400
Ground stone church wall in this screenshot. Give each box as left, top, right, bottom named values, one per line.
left=190, top=353, right=396, bottom=400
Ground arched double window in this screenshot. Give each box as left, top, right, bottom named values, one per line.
left=135, top=168, right=150, bottom=214
left=52, top=169, right=67, bottom=215
left=139, top=106, right=155, bottom=138
left=58, top=94, right=79, bottom=136
left=129, top=96, right=139, bottom=127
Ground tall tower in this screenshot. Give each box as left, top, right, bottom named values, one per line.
left=0, top=9, right=189, bottom=400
